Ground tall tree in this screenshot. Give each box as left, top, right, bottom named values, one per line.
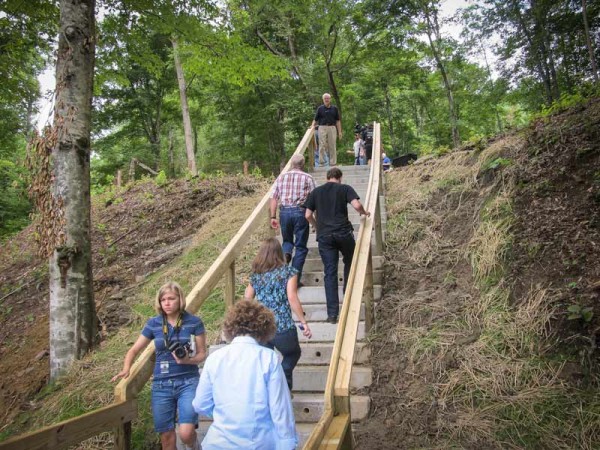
left=582, top=0, right=599, bottom=84
left=49, top=0, right=98, bottom=379
left=421, top=0, right=460, bottom=148
left=172, top=37, right=198, bottom=176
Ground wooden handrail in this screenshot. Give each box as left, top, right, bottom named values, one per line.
left=303, top=123, right=382, bottom=449
left=2, top=128, right=315, bottom=449
left=0, top=401, right=137, bottom=450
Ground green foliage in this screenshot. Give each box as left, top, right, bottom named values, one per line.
left=567, top=304, right=594, bottom=323
left=540, top=92, right=587, bottom=117
left=154, top=170, right=168, bottom=187
left=482, top=157, right=512, bottom=171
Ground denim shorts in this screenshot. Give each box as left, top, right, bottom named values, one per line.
left=151, top=376, right=199, bottom=433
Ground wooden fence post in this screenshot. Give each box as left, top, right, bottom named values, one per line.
left=224, top=260, right=236, bottom=309
left=364, top=249, right=374, bottom=333
left=374, top=196, right=384, bottom=256
left=113, top=422, right=131, bottom=450
left=116, top=170, right=122, bottom=188
left=243, top=161, right=249, bottom=175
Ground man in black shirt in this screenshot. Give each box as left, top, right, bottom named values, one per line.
left=362, top=123, right=374, bottom=164
left=303, top=167, right=370, bottom=323
left=311, top=93, right=342, bottom=166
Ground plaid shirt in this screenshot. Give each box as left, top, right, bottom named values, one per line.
left=271, top=169, right=316, bottom=207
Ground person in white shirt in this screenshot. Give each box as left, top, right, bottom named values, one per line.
left=353, top=133, right=366, bottom=165
left=192, top=300, right=298, bottom=450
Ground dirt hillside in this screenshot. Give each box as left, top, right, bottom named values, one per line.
left=355, top=99, right=600, bottom=449
left=0, top=175, right=267, bottom=431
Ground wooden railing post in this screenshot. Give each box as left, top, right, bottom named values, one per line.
left=224, top=260, right=236, bottom=309
left=113, top=422, right=131, bottom=450
left=364, top=248, right=374, bottom=333
left=374, top=196, right=384, bottom=256
left=308, top=133, right=315, bottom=171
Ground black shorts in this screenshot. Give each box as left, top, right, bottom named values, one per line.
left=366, top=144, right=373, bottom=160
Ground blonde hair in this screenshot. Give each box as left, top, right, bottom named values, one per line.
left=251, top=238, right=285, bottom=274
left=154, top=281, right=186, bottom=315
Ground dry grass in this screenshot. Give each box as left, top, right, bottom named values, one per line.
left=5, top=190, right=274, bottom=448
left=377, top=142, right=600, bottom=448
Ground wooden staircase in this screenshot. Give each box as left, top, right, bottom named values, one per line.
left=0, top=125, right=384, bottom=450
left=188, top=164, right=386, bottom=448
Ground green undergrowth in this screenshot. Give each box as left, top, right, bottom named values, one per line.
left=1, top=191, right=272, bottom=448
left=381, top=138, right=600, bottom=448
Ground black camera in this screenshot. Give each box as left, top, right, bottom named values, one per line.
left=168, top=341, right=192, bottom=359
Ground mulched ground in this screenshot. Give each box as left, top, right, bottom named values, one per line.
left=353, top=98, right=600, bottom=448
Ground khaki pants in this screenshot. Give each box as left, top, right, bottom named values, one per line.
left=318, top=125, right=337, bottom=166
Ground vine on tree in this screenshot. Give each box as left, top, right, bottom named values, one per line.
left=25, top=115, right=70, bottom=258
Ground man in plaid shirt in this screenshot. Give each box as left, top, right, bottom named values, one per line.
left=270, top=154, right=316, bottom=284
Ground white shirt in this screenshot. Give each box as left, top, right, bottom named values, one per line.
left=353, top=139, right=364, bottom=157
left=192, top=336, right=298, bottom=450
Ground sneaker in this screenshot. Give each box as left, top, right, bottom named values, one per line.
left=285, top=253, right=292, bottom=264
left=326, top=316, right=338, bottom=324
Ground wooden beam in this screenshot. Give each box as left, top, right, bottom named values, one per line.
left=318, top=414, right=351, bottom=450
left=0, top=401, right=137, bottom=450
left=364, top=248, right=374, bottom=333
left=224, top=260, right=236, bottom=309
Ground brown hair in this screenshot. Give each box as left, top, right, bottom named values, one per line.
left=326, top=167, right=343, bottom=180
left=154, top=281, right=186, bottom=315
left=251, top=238, right=285, bottom=274
left=222, top=300, right=276, bottom=343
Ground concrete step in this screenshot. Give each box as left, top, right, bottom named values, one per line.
left=181, top=422, right=317, bottom=449
left=295, top=341, right=371, bottom=365
left=302, top=303, right=365, bottom=322
left=208, top=341, right=371, bottom=366
left=293, top=365, right=372, bottom=392
left=302, top=255, right=383, bottom=272
left=299, top=285, right=381, bottom=303
left=297, top=321, right=365, bottom=342
left=293, top=393, right=370, bottom=422
left=197, top=362, right=370, bottom=393
left=301, top=269, right=382, bottom=286
left=304, top=242, right=383, bottom=258
left=312, top=166, right=370, bottom=173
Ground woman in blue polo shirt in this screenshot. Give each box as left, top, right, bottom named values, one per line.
left=113, top=282, right=206, bottom=450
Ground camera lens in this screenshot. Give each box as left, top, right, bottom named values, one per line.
left=174, top=346, right=187, bottom=359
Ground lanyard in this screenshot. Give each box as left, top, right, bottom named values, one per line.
left=162, top=313, right=183, bottom=347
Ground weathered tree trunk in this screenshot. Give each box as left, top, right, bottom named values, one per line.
left=168, top=127, right=175, bottom=178
left=423, top=3, right=460, bottom=148
left=172, top=38, right=197, bottom=176
left=49, top=0, right=97, bottom=380
left=582, top=0, right=599, bottom=84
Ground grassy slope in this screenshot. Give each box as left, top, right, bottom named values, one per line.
left=0, top=179, right=273, bottom=448
left=355, top=100, right=600, bottom=449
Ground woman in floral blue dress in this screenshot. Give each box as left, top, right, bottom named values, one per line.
left=245, top=238, right=312, bottom=390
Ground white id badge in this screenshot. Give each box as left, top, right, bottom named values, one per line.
left=160, top=361, right=169, bottom=374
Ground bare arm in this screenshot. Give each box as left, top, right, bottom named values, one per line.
left=245, top=283, right=256, bottom=300
left=269, top=198, right=279, bottom=229
left=287, top=275, right=312, bottom=338
left=351, top=199, right=370, bottom=217
left=112, top=334, right=151, bottom=381
left=305, top=208, right=317, bottom=230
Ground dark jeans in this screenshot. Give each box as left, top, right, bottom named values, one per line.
left=263, top=328, right=301, bottom=391
left=318, top=230, right=356, bottom=319
left=280, top=206, right=309, bottom=283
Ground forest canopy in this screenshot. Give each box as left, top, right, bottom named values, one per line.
left=1, top=0, right=599, bottom=237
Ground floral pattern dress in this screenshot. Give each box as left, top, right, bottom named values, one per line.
left=250, top=265, right=298, bottom=333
